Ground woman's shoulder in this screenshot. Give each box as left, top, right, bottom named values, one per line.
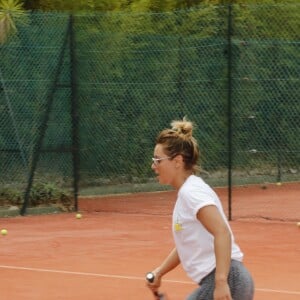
left=186, top=175, right=209, bottom=189
left=181, top=175, right=214, bottom=197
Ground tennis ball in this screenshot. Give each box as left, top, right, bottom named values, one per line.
left=276, top=182, right=282, bottom=186
left=76, top=213, right=82, bottom=219
left=1, top=229, right=7, bottom=236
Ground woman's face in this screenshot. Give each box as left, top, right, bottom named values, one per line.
left=151, top=144, right=177, bottom=186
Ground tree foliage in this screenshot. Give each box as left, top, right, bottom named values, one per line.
left=0, top=0, right=27, bottom=44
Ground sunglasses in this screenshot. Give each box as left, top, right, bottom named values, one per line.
left=152, top=156, right=171, bottom=166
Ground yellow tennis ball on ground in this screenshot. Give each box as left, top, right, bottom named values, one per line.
left=76, top=213, right=82, bottom=219
left=276, top=182, right=282, bottom=186
left=1, top=229, right=7, bottom=236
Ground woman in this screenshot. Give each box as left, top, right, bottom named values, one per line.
left=147, top=118, right=254, bottom=300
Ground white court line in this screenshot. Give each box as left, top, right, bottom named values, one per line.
left=0, top=265, right=299, bottom=296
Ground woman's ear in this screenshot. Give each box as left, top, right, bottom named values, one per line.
left=173, top=154, right=184, bottom=167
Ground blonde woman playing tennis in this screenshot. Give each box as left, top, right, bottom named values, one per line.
left=146, top=118, right=254, bottom=300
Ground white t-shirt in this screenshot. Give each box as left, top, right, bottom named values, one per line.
left=172, top=175, right=243, bottom=283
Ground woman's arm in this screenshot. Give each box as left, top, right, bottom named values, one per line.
left=147, top=247, right=180, bottom=291
left=197, top=205, right=232, bottom=300
left=154, top=247, right=180, bottom=277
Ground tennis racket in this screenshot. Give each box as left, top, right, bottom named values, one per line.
left=146, top=272, right=167, bottom=300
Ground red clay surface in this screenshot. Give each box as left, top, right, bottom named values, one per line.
left=80, top=182, right=300, bottom=222
left=0, top=184, right=299, bottom=300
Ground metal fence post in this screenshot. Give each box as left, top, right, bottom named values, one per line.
left=69, top=14, right=80, bottom=212
left=226, top=4, right=233, bottom=221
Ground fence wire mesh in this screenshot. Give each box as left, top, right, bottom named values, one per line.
left=0, top=4, right=299, bottom=220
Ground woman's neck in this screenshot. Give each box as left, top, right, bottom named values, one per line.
left=173, top=172, right=193, bottom=190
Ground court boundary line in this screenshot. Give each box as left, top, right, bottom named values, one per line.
left=0, top=265, right=299, bottom=296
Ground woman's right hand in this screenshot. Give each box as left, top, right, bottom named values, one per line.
left=146, top=270, right=162, bottom=293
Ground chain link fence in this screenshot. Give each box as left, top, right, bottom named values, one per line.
left=0, top=4, right=299, bottom=219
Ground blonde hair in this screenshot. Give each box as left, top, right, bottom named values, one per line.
left=156, top=117, right=200, bottom=173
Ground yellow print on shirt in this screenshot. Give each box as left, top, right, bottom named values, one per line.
left=174, top=218, right=183, bottom=232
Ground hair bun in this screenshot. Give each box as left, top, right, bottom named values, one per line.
left=171, top=117, right=193, bottom=138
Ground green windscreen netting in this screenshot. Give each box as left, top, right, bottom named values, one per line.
left=0, top=4, right=299, bottom=218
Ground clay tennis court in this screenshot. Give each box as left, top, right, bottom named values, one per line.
left=0, top=183, right=299, bottom=300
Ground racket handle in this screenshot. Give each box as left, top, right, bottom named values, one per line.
left=154, top=291, right=166, bottom=300
left=146, top=272, right=156, bottom=283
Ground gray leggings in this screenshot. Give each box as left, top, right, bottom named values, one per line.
left=186, top=260, right=254, bottom=300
